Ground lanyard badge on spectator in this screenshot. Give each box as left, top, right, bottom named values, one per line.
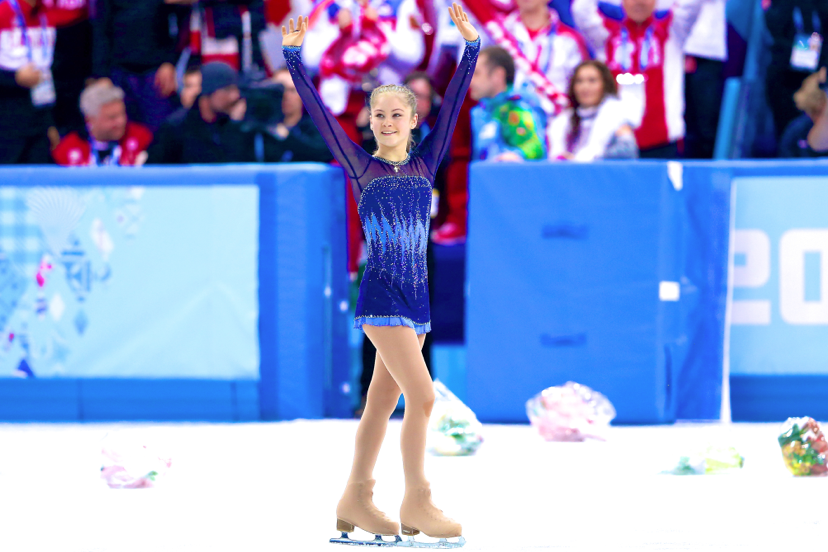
left=612, top=27, right=653, bottom=130
left=618, top=27, right=655, bottom=72
left=91, top=145, right=123, bottom=167
left=9, top=0, right=55, bottom=107
left=791, top=7, right=823, bottom=72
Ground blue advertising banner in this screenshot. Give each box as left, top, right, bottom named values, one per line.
left=730, top=176, right=828, bottom=376
left=0, top=165, right=352, bottom=422
left=697, top=161, right=828, bottom=421
left=0, top=185, right=259, bottom=379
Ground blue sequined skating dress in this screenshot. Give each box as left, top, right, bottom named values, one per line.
left=284, top=38, right=480, bottom=335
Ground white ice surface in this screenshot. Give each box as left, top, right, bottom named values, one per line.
left=0, top=421, right=824, bottom=552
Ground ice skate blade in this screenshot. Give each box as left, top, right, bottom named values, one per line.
left=330, top=532, right=404, bottom=547
left=396, top=535, right=466, bottom=549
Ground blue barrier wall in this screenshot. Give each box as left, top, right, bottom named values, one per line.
left=465, top=161, right=730, bottom=424
left=2, top=161, right=826, bottom=423
left=0, top=165, right=351, bottom=421
left=465, top=160, right=828, bottom=424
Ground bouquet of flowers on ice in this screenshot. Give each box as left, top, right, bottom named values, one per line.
left=662, top=446, right=745, bottom=475
left=100, top=432, right=172, bottom=488
left=778, top=417, right=828, bottom=476
left=526, top=381, right=616, bottom=441
left=427, top=380, right=484, bottom=456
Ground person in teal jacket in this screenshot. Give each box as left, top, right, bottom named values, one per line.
left=469, top=46, right=547, bottom=161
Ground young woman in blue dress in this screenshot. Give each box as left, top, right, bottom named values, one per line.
left=281, top=4, right=480, bottom=546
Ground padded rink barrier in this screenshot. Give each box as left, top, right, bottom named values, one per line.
left=465, top=161, right=731, bottom=424
left=0, top=165, right=351, bottom=421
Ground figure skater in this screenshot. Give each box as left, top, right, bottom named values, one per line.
left=281, top=4, right=479, bottom=547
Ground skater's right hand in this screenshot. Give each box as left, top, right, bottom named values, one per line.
left=15, top=64, right=42, bottom=89
left=281, top=15, right=307, bottom=48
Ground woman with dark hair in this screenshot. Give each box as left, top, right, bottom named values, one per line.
left=548, top=60, right=638, bottom=161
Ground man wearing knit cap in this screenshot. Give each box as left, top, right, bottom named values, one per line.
left=147, top=61, right=254, bottom=164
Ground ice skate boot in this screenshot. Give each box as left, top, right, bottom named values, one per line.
left=398, top=486, right=465, bottom=549
left=330, top=479, right=402, bottom=547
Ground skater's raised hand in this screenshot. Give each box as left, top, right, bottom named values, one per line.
left=281, top=15, right=307, bottom=48
left=449, top=2, right=478, bottom=43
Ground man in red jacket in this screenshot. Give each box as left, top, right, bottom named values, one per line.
left=52, top=81, right=153, bottom=166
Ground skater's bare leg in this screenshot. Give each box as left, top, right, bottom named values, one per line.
left=348, top=333, right=425, bottom=483
left=363, top=325, right=433, bottom=489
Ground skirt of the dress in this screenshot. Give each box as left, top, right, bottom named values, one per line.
left=354, top=315, right=431, bottom=335
left=354, top=265, right=431, bottom=335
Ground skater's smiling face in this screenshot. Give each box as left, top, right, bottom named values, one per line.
left=370, top=88, right=418, bottom=154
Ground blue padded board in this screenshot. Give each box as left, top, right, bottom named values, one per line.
left=0, top=165, right=350, bottom=421
left=466, top=161, right=690, bottom=424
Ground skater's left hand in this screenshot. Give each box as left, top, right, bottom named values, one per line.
left=449, top=2, right=478, bottom=43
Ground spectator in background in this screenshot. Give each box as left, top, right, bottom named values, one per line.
left=765, top=0, right=828, bottom=148
left=807, top=83, right=828, bottom=152
left=0, top=0, right=57, bottom=165
left=52, top=82, right=153, bottom=166
left=92, top=0, right=191, bottom=133
left=683, top=0, right=727, bottom=158
left=403, top=71, right=449, bottom=225
left=548, top=60, right=638, bottom=161
left=188, top=0, right=270, bottom=78
left=147, top=61, right=254, bottom=164
left=46, top=0, right=93, bottom=136
left=780, top=67, right=828, bottom=157
left=469, top=46, right=546, bottom=163
left=179, top=65, right=202, bottom=110
left=404, top=71, right=440, bottom=142
left=431, top=45, right=545, bottom=245
left=498, top=0, right=589, bottom=119
left=572, top=0, right=704, bottom=158
left=263, top=67, right=333, bottom=162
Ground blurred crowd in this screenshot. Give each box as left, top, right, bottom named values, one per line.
left=2, top=0, right=828, bottom=247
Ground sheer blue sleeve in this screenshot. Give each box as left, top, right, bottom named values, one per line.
left=282, top=46, right=371, bottom=184
left=417, top=37, right=480, bottom=178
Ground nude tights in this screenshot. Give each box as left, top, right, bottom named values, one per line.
left=347, top=326, right=433, bottom=490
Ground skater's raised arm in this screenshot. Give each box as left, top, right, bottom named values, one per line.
left=418, top=4, right=480, bottom=178
left=281, top=16, right=371, bottom=184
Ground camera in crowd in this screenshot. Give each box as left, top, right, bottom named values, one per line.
left=240, top=78, right=285, bottom=134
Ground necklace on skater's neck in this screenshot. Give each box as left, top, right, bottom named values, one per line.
left=373, top=152, right=410, bottom=172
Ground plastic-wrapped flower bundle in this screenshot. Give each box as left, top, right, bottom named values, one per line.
left=426, top=380, right=484, bottom=456
left=778, top=417, right=828, bottom=476
left=662, top=446, right=745, bottom=475
left=525, top=381, right=616, bottom=441
left=100, top=433, right=172, bottom=488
